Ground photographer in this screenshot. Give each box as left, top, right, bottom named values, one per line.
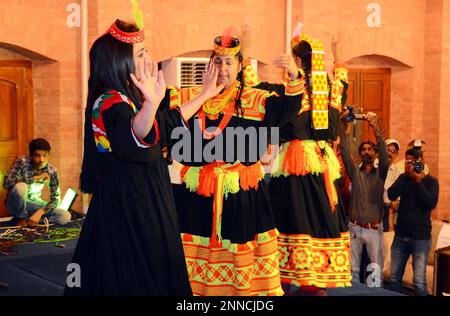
left=339, top=109, right=389, bottom=286
left=396, top=139, right=430, bottom=175
left=387, top=149, right=439, bottom=296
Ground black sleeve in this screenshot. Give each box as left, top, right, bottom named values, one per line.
left=376, top=135, right=390, bottom=181
left=102, top=102, right=159, bottom=160
left=341, top=81, right=348, bottom=105
left=416, top=177, right=439, bottom=210
left=263, top=92, right=302, bottom=129
left=338, top=133, right=357, bottom=181
left=253, top=81, right=287, bottom=96
left=157, top=89, right=190, bottom=148
left=387, top=173, right=408, bottom=201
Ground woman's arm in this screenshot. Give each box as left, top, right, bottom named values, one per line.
left=130, top=59, right=166, bottom=139
left=177, top=64, right=225, bottom=121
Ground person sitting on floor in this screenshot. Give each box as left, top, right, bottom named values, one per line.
left=3, top=138, right=71, bottom=227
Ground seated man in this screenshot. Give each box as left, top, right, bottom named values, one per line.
left=3, top=138, right=71, bottom=226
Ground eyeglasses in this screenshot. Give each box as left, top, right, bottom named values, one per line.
left=387, top=149, right=398, bottom=154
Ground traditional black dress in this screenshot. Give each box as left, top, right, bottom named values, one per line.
left=166, top=78, right=303, bottom=296
left=65, top=90, right=192, bottom=296
left=246, top=63, right=352, bottom=289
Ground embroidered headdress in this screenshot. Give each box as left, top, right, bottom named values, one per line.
left=106, top=1, right=145, bottom=44
left=107, top=19, right=145, bottom=44
left=291, top=23, right=329, bottom=133
left=213, top=35, right=241, bottom=56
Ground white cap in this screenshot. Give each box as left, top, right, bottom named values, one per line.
left=386, top=139, right=400, bottom=150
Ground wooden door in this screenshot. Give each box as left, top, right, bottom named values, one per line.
left=346, top=68, right=391, bottom=158
left=0, top=60, right=33, bottom=217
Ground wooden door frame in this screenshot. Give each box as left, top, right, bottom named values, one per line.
left=348, top=67, right=391, bottom=135
left=0, top=60, right=34, bottom=155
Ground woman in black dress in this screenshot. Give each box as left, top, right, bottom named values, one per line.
left=244, top=33, right=351, bottom=295
left=168, top=34, right=304, bottom=296
left=65, top=19, right=222, bottom=295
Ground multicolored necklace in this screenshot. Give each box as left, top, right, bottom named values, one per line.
left=197, top=81, right=239, bottom=139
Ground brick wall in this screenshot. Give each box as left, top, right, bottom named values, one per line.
left=0, top=0, right=82, bottom=210
left=437, top=0, right=450, bottom=220
left=423, top=0, right=442, bottom=219
left=1, top=0, right=448, bottom=219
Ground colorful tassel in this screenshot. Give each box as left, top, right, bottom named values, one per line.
left=130, top=0, right=144, bottom=29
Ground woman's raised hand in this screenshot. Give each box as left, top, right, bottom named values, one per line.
left=201, top=63, right=226, bottom=99
left=332, top=33, right=343, bottom=63
left=130, top=57, right=166, bottom=107
left=273, top=54, right=299, bottom=80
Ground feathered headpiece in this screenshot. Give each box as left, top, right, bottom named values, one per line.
left=213, top=27, right=241, bottom=56
left=106, top=1, right=145, bottom=44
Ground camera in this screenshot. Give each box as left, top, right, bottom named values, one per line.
left=345, top=105, right=367, bottom=122
left=413, top=160, right=424, bottom=173
left=410, top=139, right=424, bottom=173
left=362, top=155, right=373, bottom=165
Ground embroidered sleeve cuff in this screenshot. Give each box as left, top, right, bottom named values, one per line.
left=168, top=85, right=182, bottom=109
left=285, top=75, right=304, bottom=96
left=173, top=106, right=190, bottom=129
left=333, top=63, right=348, bottom=83
left=130, top=116, right=160, bottom=148
left=243, top=64, right=261, bottom=87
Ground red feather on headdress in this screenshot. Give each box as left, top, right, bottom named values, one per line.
left=221, top=26, right=239, bottom=47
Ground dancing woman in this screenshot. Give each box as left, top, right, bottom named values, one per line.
left=66, top=19, right=223, bottom=295
left=244, top=33, right=352, bottom=294
left=168, top=34, right=304, bottom=296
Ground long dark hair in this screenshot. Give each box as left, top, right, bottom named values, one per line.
left=87, top=20, right=142, bottom=108
left=209, top=51, right=245, bottom=117
left=80, top=20, right=142, bottom=193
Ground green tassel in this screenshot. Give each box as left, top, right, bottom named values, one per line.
left=184, top=167, right=200, bottom=192
left=304, top=141, right=323, bottom=175
left=325, top=146, right=342, bottom=181
left=130, top=0, right=144, bottom=29
left=228, top=243, right=238, bottom=253
left=223, top=172, right=240, bottom=198
left=199, top=235, right=210, bottom=247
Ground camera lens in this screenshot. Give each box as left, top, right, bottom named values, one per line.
left=346, top=106, right=354, bottom=122
left=413, top=161, right=424, bottom=172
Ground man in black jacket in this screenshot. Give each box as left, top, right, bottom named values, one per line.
left=388, top=148, right=439, bottom=296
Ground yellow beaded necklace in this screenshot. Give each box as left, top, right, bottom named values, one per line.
left=202, top=81, right=239, bottom=119
left=198, top=81, right=240, bottom=139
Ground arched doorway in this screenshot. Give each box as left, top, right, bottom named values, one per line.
left=0, top=60, right=34, bottom=217
left=345, top=54, right=411, bottom=158
left=0, top=44, right=57, bottom=218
